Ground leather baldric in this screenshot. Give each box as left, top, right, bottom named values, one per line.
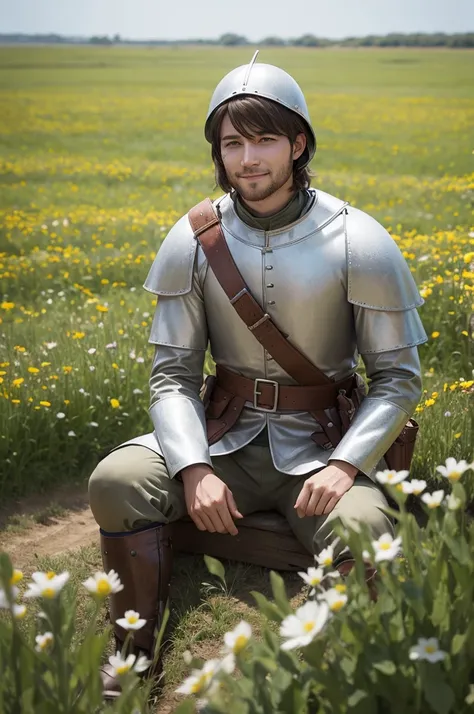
left=188, top=198, right=333, bottom=388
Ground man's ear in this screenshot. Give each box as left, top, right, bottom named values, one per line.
left=292, top=132, right=307, bottom=161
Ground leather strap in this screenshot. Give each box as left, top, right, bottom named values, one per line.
left=215, top=365, right=355, bottom=413
left=188, top=198, right=332, bottom=388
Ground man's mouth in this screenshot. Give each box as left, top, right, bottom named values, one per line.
left=238, top=173, right=268, bottom=180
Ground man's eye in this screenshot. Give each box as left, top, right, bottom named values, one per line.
left=225, top=141, right=240, bottom=147
left=260, top=137, right=275, bottom=142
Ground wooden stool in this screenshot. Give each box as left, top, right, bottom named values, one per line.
left=170, top=511, right=313, bottom=571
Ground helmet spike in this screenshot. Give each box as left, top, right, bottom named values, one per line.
left=242, top=49, right=259, bottom=89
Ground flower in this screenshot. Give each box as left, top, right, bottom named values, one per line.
left=421, top=490, right=445, bottom=509
left=409, top=637, right=446, bottom=663
left=298, top=566, right=325, bottom=592
left=110, top=398, right=120, bottom=408
left=431, top=331, right=440, bottom=338
left=107, top=651, right=151, bottom=676
left=375, top=469, right=409, bottom=485
left=370, top=533, right=402, bottom=563
left=223, top=620, right=252, bottom=655
left=116, top=610, right=146, bottom=630
left=133, top=388, right=143, bottom=395
left=0, top=586, right=19, bottom=608
left=39, top=401, right=51, bottom=407
left=88, top=348, right=97, bottom=354
left=24, top=571, right=70, bottom=599
left=445, top=493, right=462, bottom=511
left=176, top=656, right=234, bottom=696
left=280, top=600, right=330, bottom=650
left=28, top=367, right=40, bottom=374
left=13, top=604, right=27, bottom=619
left=105, top=341, right=117, bottom=349
left=45, top=342, right=57, bottom=349
left=436, top=457, right=473, bottom=483
left=67, top=430, right=76, bottom=437
left=401, top=479, right=427, bottom=495
left=88, top=421, right=99, bottom=427
left=10, top=569, right=23, bottom=586
left=56, top=412, right=66, bottom=419
left=83, top=569, right=124, bottom=597
left=12, top=378, right=24, bottom=387
left=35, top=632, right=54, bottom=652
left=318, top=587, right=348, bottom=612
left=316, top=545, right=334, bottom=568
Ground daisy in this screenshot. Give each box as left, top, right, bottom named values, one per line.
left=116, top=610, right=146, bottom=630
left=108, top=651, right=151, bottom=676
left=409, top=637, right=446, bottom=663
left=375, top=469, right=409, bottom=485
left=24, top=571, right=69, bottom=599
left=436, top=457, right=473, bottom=483
left=280, top=600, right=330, bottom=650
left=83, top=569, right=124, bottom=597
left=421, top=490, right=445, bottom=509
left=223, top=620, right=252, bottom=655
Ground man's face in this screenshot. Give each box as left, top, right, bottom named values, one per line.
left=219, top=113, right=301, bottom=203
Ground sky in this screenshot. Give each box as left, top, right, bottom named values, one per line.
left=1, top=0, right=473, bottom=41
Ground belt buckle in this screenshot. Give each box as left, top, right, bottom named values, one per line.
left=253, top=378, right=279, bottom=413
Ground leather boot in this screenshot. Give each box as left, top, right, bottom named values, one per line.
left=98, top=524, right=173, bottom=699
left=337, top=559, right=378, bottom=602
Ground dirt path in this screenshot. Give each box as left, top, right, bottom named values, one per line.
left=0, top=485, right=99, bottom=569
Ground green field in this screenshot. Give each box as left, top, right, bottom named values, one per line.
left=0, top=46, right=473, bottom=500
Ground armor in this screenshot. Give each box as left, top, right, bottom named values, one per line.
left=120, top=188, right=427, bottom=479
left=204, top=50, right=316, bottom=169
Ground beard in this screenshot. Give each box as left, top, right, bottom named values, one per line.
left=228, top=153, right=294, bottom=203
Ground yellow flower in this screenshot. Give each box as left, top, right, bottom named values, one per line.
left=431, top=331, right=440, bottom=339
left=96, top=305, right=108, bottom=313
left=110, top=398, right=120, bottom=409
left=39, top=401, right=51, bottom=407
left=11, top=399, right=20, bottom=404
left=71, top=331, right=85, bottom=339
left=14, top=345, right=26, bottom=352
left=64, top=399, right=70, bottom=405
left=28, top=367, right=40, bottom=374
left=112, top=363, right=119, bottom=369
left=1, top=301, right=15, bottom=310
left=62, top=366, right=73, bottom=374
left=424, top=398, right=436, bottom=407
left=12, top=378, right=24, bottom=387
left=454, top=433, right=462, bottom=439
left=41, top=362, right=51, bottom=367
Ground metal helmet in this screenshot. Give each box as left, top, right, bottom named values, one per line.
left=204, top=50, right=316, bottom=167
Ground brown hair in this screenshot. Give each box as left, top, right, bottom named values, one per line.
left=208, top=96, right=314, bottom=193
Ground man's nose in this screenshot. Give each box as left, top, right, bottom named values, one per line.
left=241, top=142, right=260, bottom=167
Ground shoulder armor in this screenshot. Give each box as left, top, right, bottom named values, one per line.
left=346, top=207, right=423, bottom=311
left=143, top=214, right=198, bottom=296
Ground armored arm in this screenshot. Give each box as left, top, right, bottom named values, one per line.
left=329, top=208, right=428, bottom=476
left=145, top=215, right=211, bottom=478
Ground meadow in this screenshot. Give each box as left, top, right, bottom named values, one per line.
left=0, top=45, right=473, bottom=711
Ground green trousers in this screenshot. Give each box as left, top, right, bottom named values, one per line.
left=88, top=443, right=392, bottom=564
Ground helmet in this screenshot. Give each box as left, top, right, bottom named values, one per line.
left=204, top=50, right=316, bottom=167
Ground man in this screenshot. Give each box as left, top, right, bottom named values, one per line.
left=88, top=52, right=427, bottom=695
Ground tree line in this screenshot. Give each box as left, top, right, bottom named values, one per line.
left=1, top=32, right=474, bottom=48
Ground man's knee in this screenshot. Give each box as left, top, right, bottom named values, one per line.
left=88, top=446, right=167, bottom=531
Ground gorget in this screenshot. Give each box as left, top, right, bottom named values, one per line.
left=119, top=189, right=428, bottom=480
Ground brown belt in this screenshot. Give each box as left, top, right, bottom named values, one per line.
left=215, top=365, right=356, bottom=413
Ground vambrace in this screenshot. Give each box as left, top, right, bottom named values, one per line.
left=149, top=345, right=211, bottom=477
left=329, top=346, right=422, bottom=476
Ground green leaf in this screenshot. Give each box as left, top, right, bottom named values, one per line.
left=269, top=571, right=292, bottom=616
left=373, top=660, right=396, bottom=676
left=348, top=690, right=368, bottom=707
left=203, top=555, right=226, bottom=585
left=451, top=632, right=466, bottom=655
left=251, top=591, right=285, bottom=623
left=420, top=667, right=455, bottom=714
left=173, top=700, right=196, bottom=714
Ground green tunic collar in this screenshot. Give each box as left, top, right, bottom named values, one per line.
left=232, top=189, right=311, bottom=231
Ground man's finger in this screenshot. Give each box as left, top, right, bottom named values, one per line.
left=305, top=489, right=324, bottom=517
left=322, top=496, right=340, bottom=516
left=198, top=511, right=217, bottom=533
left=295, top=484, right=311, bottom=518
left=191, top=512, right=207, bottom=532
left=226, top=489, right=244, bottom=520
left=217, top=502, right=238, bottom=536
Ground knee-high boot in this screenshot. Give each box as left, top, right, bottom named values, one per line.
left=98, top=524, right=173, bottom=698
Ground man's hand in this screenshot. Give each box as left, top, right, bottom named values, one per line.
left=294, top=460, right=358, bottom=518
left=181, top=464, right=243, bottom=536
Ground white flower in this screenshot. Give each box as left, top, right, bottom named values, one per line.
left=176, top=656, right=234, bottom=696
left=136, top=357, right=144, bottom=363
left=24, top=571, right=70, bottom=599
left=63, top=218, right=69, bottom=226
left=45, top=342, right=57, bottom=349
left=436, top=457, right=473, bottom=483
left=316, top=545, right=334, bottom=568
left=401, top=479, right=427, bottom=495
left=223, top=620, right=252, bottom=655
left=87, top=348, right=97, bottom=355
left=116, top=609, right=146, bottom=630
left=52, top=220, right=59, bottom=227
left=445, top=493, right=462, bottom=511
left=133, top=388, right=143, bottom=395
left=106, top=342, right=117, bottom=350
left=56, top=412, right=66, bottom=419
left=88, top=421, right=99, bottom=427
left=318, top=586, right=348, bottom=612
left=409, top=637, right=446, bottom=663
left=35, top=631, right=54, bottom=652
left=13, top=604, right=27, bottom=619
left=298, top=566, right=325, bottom=591
left=375, top=469, right=409, bottom=485
left=129, top=351, right=136, bottom=359
left=89, top=365, right=95, bottom=371
left=371, top=533, right=402, bottom=563
left=142, top=312, right=150, bottom=318
left=67, top=430, right=76, bottom=437
left=444, top=411, right=451, bottom=417
left=0, top=586, right=19, bottom=608
left=421, top=490, right=445, bottom=509
left=83, top=569, right=124, bottom=597
left=108, top=651, right=151, bottom=676
left=280, top=600, right=330, bottom=650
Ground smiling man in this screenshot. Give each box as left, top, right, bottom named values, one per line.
left=88, top=52, right=427, bottom=695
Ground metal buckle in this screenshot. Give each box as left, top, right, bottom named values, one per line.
left=253, top=378, right=279, bottom=412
